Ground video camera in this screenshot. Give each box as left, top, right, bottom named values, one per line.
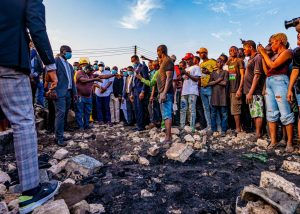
left=285, top=17, right=300, bottom=29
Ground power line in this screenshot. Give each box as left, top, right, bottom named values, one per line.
left=71, top=52, right=132, bottom=59
left=53, top=46, right=134, bottom=52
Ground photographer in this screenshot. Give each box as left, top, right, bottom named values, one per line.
left=287, top=32, right=300, bottom=141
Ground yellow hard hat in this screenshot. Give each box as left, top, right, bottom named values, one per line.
left=79, top=57, right=90, bottom=65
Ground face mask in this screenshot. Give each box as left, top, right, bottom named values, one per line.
left=99, top=66, right=104, bottom=72
left=93, top=65, right=99, bottom=70
left=64, top=52, right=72, bottom=60
left=111, top=70, right=118, bottom=75
left=123, top=71, right=128, bottom=77
left=73, top=66, right=78, bottom=71
left=132, top=63, right=138, bottom=68
left=128, top=71, right=134, bottom=76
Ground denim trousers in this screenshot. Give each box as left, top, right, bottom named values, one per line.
left=211, top=106, right=228, bottom=132
left=200, top=87, right=212, bottom=128
left=75, top=96, right=92, bottom=129
left=55, top=91, right=71, bottom=141
left=180, top=94, right=197, bottom=128
left=96, top=95, right=111, bottom=123
left=265, top=75, right=294, bottom=125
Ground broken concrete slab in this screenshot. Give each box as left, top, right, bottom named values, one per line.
left=281, top=160, right=300, bottom=175
left=166, top=143, right=194, bottom=163
left=141, top=189, right=154, bottom=198
left=256, top=139, right=268, bottom=148
left=32, top=199, right=70, bottom=214
left=239, top=200, right=279, bottom=214
left=241, top=185, right=298, bottom=214
left=39, top=169, right=49, bottom=183
left=53, top=149, right=69, bottom=160
left=184, top=134, right=195, bottom=142
left=65, top=154, right=103, bottom=177
left=171, top=128, right=180, bottom=135
left=260, top=171, right=300, bottom=202
left=47, top=164, right=62, bottom=175
left=147, top=146, right=159, bottom=157
left=0, top=201, right=9, bottom=214
left=183, top=126, right=192, bottom=133
left=138, top=157, right=150, bottom=166
left=0, top=184, right=7, bottom=195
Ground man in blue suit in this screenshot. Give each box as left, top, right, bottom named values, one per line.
left=131, top=55, right=150, bottom=131
left=0, top=0, right=59, bottom=213
left=54, top=45, right=77, bottom=146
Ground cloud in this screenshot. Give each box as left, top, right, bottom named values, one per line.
left=211, top=31, right=233, bottom=41
left=210, top=2, right=229, bottom=14
left=231, top=0, right=268, bottom=9
left=119, top=0, right=162, bottom=29
left=229, top=20, right=241, bottom=25
left=266, top=8, right=278, bottom=15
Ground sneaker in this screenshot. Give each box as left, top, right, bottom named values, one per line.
left=19, top=180, right=60, bottom=214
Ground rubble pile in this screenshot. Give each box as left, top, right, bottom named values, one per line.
left=0, top=122, right=300, bottom=213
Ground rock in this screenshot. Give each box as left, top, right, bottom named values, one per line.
left=171, top=128, right=180, bottom=135
left=67, top=140, right=76, bottom=147
left=147, top=146, right=159, bottom=157
left=184, top=134, right=195, bottom=142
left=149, top=128, right=157, bottom=136
left=32, top=199, right=70, bottom=214
left=89, top=204, right=105, bottom=214
left=202, top=135, right=207, bottom=144
left=70, top=200, right=90, bottom=214
left=0, top=184, right=7, bottom=195
left=199, top=130, right=206, bottom=136
left=166, top=143, right=194, bottom=163
left=240, top=201, right=279, bottom=214
left=132, top=137, right=140, bottom=143
left=256, top=139, right=268, bottom=148
left=138, top=157, right=150, bottom=166
left=55, top=183, right=94, bottom=208
left=7, top=164, right=16, bottom=172
left=237, top=132, right=247, bottom=139
left=268, top=165, right=276, bottom=171
left=8, top=199, right=18, bottom=211
left=48, top=159, right=59, bottom=166
left=53, top=149, right=69, bottom=160
left=0, top=201, right=8, bottom=213
left=63, top=178, right=76, bottom=184
left=9, top=185, right=21, bottom=194
left=79, top=142, right=89, bottom=150
left=281, top=160, right=300, bottom=175
left=65, top=154, right=103, bottom=177
left=141, top=189, right=154, bottom=198
left=260, top=171, right=300, bottom=201
left=164, top=185, right=181, bottom=194
left=184, top=126, right=192, bottom=133
left=193, top=135, right=201, bottom=141
left=0, top=170, right=11, bottom=184
left=39, top=169, right=49, bottom=183
left=213, top=132, right=219, bottom=137
left=120, top=155, right=137, bottom=162
left=47, top=164, right=62, bottom=175
left=241, top=185, right=298, bottom=214
left=193, top=142, right=202, bottom=150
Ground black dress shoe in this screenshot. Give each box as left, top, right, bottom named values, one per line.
left=63, top=136, right=72, bottom=141
left=56, top=139, right=67, bottom=147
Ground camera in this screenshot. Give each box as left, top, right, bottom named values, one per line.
left=285, top=17, right=300, bottom=29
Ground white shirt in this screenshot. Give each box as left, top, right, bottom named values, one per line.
left=59, top=57, right=72, bottom=89
left=95, top=70, right=113, bottom=97
left=181, top=65, right=201, bottom=96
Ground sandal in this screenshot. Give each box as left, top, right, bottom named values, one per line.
left=285, top=145, right=294, bottom=153
left=267, top=143, right=277, bottom=150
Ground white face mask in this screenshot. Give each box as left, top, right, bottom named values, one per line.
left=99, top=67, right=104, bottom=72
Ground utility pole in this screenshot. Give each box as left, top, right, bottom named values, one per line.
left=134, top=45, right=137, bottom=55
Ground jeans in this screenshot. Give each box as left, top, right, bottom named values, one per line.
left=92, top=94, right=98, bottom=121
left=200, top=87, right=212, bottom=128
left=173, top=91, right=181, bottom=126
left=211, top=106, right=228, bottom=133
left=196, top=92, right=207, bottom=129
left=180, top=94, right=197, bottom=129
left=36, top=80, right=44, bottom=107
left=110, top=94, right=120, bottom=123
left=75, top=96, right=92, bottom=129
left=265, top=75, right=294, bottom=125
left=125, top=94, right=135, bottom=125
left=160, top=93, right=174, bottom=120
left=54, top=91, right=71, bottom=141
left=96, top=95, right=111, bottom=123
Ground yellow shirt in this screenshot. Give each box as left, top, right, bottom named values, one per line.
left=200, top=59, right=217, bottom=87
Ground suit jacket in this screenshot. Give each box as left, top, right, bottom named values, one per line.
left=55, top=57, right=77, bottom=98
left=0, top=0, right=55, bottom=74
left=133, top=63, right=150, bottom=96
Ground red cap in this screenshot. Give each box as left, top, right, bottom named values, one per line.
left=182, top=53, right=194, bottom=60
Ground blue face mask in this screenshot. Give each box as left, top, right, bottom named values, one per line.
left=128, top=71, right=134, bottom=76
left=123, top=71, right=128, bottom=77
left=111, top=70, right=118, bottom=75
left=64, top=52, right=72, bottom=60
left=93, top=65, right=99, bottom=70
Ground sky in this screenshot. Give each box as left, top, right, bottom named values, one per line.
left=44, top=0, right=299, bottom=68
